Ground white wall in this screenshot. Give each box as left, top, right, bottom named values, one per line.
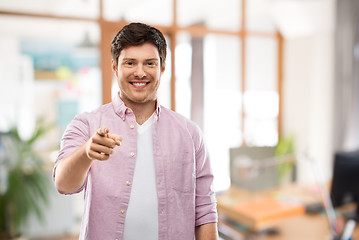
left=274, top=0, right=336, bottom=183
left=282, top=34, right=335, bottom=183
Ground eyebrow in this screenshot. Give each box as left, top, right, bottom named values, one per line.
left=122, top=58, right=136, bottom=62
left=145, top=58, right=159, bottom=62
left=122, top=57, right=159, bottom=62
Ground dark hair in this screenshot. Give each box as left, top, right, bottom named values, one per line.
left=111, top=22, right=167, bottom=69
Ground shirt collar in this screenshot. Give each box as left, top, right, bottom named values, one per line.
left=112, top=92, right=161, bottom=121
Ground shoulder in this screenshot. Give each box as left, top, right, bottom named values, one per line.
left=74, top=102, right=114, bottom=122
left=67, top=102, right=115, bottom=134
left=159, top=106, right=203, bottom=136
left=160, top=106, right=194, bottom=125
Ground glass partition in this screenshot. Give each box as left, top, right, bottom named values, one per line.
left=0, top=0, right=282, bottom=197
left=175, top=32, right=242, bottom=191
left=0, top=16, right=101, bottom=143
left=157, top=36, right=172, bottom=109
left=0, top=12, right=102, bottom=235
left=175, top=32, right=192, bottom=119
left=244, top=36, right=278, bottom=146
left=203, top=34, right=242, bottom=191
left=246, top=37, right=277, bottom=91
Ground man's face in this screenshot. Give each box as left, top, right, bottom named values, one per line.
left=112, top=43, right=165, bottom=107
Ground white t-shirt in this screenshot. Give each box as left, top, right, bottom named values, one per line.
left=123, top=113, right=158, bottom=240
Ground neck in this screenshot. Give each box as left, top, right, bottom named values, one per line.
left=122, top=98, right=157, bottom=125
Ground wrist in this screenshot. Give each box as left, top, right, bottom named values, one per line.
left=82, top=143, right=95, bottom=164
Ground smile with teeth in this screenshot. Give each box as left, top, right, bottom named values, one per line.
left=131, top=82, right=149, bottom=87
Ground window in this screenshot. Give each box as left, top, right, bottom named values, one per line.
left=0, top=0, right=282, bottom=192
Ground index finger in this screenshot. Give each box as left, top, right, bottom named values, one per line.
left=108, top=134, right=123, bottom=146
left=97, top=127, right=109, bottom=137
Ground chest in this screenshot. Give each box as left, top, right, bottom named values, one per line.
left=87, top=117, right=196, bottom=196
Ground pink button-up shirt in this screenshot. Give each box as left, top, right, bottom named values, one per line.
left=54, top=95, right=218, bottom=240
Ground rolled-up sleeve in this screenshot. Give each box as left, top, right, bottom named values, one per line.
left=52, top=114, right=91, bottom=194
left=194, top=127, right=218, bottom=226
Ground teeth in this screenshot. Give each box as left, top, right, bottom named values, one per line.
left=132, top=82, right=146, bottom=87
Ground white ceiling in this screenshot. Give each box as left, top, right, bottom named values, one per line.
left=270, top=0, right=335, bottom=38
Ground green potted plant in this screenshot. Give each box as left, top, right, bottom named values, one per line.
left=275, top=135, right=296, bottom=185
left=0, top=119, right=53, bottom=239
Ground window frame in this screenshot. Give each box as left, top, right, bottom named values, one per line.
left=0, top=0, right=283, bottom=145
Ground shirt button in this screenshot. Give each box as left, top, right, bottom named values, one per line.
left=126, top=181, right=131, bottom=186
left=130, top=124, right=134, bottom=129
left=121, top=209, right=125, bottom=214
left=127, top=109, right=132, bottom=114
left=130, top=152, right=135, bottom=157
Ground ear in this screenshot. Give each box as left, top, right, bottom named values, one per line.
left=111, top=59, right=118, bottom=77
left=160, top=63, right=166, bottom=76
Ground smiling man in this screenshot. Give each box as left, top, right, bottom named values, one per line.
left=53, top=22, right=218, bottom=240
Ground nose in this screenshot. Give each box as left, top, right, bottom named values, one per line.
left=134, top=65, right=146, bottom=79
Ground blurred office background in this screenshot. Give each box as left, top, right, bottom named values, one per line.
left=0, top=0, right=358, bottom=238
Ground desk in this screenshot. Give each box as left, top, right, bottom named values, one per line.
left=217, top=184, right=359, bottom=240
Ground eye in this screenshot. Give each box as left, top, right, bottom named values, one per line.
left=122, top=59, right=136, bottom=67
left=146, top=61, right=157, bottom=67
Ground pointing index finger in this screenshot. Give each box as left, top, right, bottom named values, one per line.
left=108, top=134, right=123, bottom=146
left=97, top=127, right=109, bottom=137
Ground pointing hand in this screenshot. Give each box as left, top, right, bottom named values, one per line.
left=86, top=127, right=123, bottom=161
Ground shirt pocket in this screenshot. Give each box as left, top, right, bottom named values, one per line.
left=170, top=153, right=195, bottom=193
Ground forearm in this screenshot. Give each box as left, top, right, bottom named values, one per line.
left=54, top=143, right=93, bottom=194
left=195, top=222, right=219, bottom=240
